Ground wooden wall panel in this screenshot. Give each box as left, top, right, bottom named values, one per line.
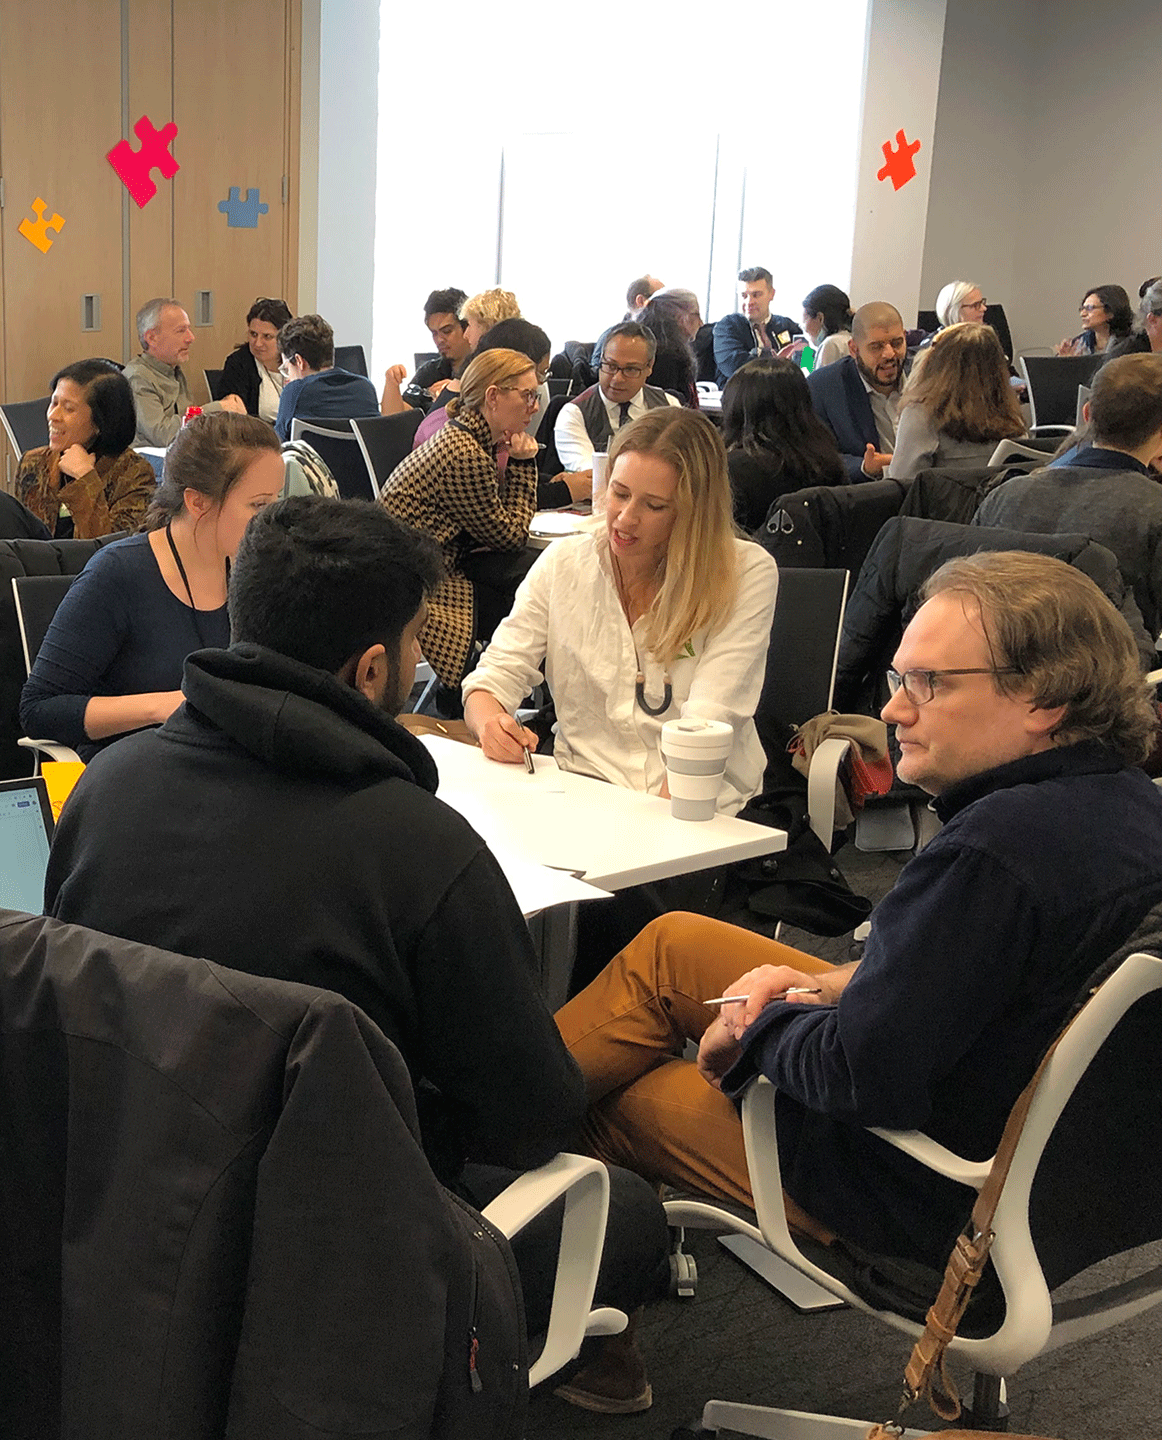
left=0, top=0, right=125, bottom=404
left=125, top=0, right=177, bottom=359
left=172, top=0, right=294, bottom=404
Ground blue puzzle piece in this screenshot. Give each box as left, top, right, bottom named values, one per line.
left=217, top=186, right=269, bottom=228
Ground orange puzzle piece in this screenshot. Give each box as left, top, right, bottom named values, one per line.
left=18, top=197, right=65, bottom=253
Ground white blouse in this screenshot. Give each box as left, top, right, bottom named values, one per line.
left=463, top=533, right=779, bottom=814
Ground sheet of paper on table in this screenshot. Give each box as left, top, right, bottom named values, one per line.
left=529, top=510, right=589, bottom=538
left=420, top=738, right=608, bottom=913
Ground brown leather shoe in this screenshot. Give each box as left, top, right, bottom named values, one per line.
left=552, top=1309, right=653, bottom=1414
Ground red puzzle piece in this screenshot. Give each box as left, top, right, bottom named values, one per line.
left=876, top=129, right=921, bottom=191
left=107, top=115, right=180, bottom=208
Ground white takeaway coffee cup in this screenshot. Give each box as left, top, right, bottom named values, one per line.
left=660, top=718, right=734, bottom=821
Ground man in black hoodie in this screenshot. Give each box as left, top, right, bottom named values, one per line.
left=45, top=496, right=668, bottom=1403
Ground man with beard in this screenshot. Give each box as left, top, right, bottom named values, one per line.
left=807, top=300, right=908, bottom=479
left=45, top=495, right=669, bottom=1395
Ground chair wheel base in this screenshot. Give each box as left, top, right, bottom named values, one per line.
left=669, top=1250, right=698, bottom=1298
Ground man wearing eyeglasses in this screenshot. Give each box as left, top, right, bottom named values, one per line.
left=554, top=322, right=679, bottom=472
left=555, top=549, right=1162, bottom=1278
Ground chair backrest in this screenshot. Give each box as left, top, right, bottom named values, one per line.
left=1076, top=382, right=1091, bottom=427
left=334, top=344, right=368, bottom=377
left=915, top=304, right=1012, bottom=361
left=759, top=568, right=849, bottom=730
left=351, top=412, right=424, bottom=494
left=987, top=437, right=1059, bottom=467
left=1018, top=354, right=1105, bottom=428
left=0, top=535, right=121, bottom=778
left=546, top=377, right=571, bottom=400
left=0, top=397, right=51, bottom=458
left=289, top=419, right=375, bottom=501
left=414, top=350, right=439, bottom=371
left=12, top=575, right=76, bottom=674
left=202, top=367, right=227, bottom=402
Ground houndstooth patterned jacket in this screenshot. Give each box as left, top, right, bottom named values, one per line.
left=379, top=405, right=538, bottom=685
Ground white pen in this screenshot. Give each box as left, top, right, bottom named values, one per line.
left=704, top=988, right=822, bottom=1006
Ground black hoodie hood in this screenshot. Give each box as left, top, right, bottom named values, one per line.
left=177, top=643, right=440, bottom=793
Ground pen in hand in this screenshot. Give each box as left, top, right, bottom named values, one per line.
left=522, top=743, right=536, bottom=774
left=704, top=988, right=822, bottom=1006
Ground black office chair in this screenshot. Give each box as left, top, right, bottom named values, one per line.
left=1018, top=354, right=1105, bottom=430
left=12, top=575, right=75, bottom=676
left=0, top=397, right=51, bottom=458
left=413, top=351, right=440, bottom=371
left=0, top=493, right=51, bottom=542
left=202, top=368, right=227, bottom=402
left=351, top=412, right=424, bottom=494
left=334, top=344, right=368, bottom=377
left=289, top=419, right=376, bottom=501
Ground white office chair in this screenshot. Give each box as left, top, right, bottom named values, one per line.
left=483, top=1153, right=627, bottom=1387
left=987, top=437, right=1057, bottom=466
left=665, top=949, right=1162, bottom=1438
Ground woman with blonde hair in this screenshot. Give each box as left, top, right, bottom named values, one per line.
left=464, top=407, right=778, bottom=816
left=379, top=347, right=541, bottom=697
left=887, top=322, right=1026, bottom=480
left=460, top=287, right=521, bottom=349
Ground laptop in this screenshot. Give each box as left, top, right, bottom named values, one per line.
left=0, top=776, right=55, bottom=914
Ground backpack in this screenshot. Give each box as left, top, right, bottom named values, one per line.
left=280, top=439, right=341, bottom=498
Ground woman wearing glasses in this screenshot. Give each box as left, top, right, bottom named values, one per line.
left=1055, top=284, right=1134, bottom=356
left=379, top=348, right=542, bottom=701
left=464, top=407, right=778, bottom=816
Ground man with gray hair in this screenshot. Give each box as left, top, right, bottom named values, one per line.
left=555, top=321, right=679, bottom=472
left=121, top=298, right=245, bottom=447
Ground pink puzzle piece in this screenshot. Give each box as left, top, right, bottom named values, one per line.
left=107, top=115, right=180, bottom=208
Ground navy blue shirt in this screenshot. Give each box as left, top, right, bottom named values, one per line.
left=20, top=533, right=229, bottom=760
left=723, top=740, right=1162, bottom=1267
left=274, top=367, right=380, bottom=441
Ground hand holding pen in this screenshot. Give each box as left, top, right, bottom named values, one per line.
left=710, top=964, right=834, bottom=1038
left=478, top=710, right=540, bottom=768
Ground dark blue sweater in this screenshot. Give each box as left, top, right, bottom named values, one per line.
left=19, top=534, right=229, bottom=760
left=724, top=740, right=1162, bottom=1266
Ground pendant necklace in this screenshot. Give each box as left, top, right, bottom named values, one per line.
left=612, top=553, right=672, bottom=717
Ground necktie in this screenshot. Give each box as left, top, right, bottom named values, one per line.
left=753, top=322, right=772, bottom=353
left=618, top=401, right=632, bottom=428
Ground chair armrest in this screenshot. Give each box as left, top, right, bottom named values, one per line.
left=806, top=735, right=852, bottom=847
left=482, top=1153, right=626, bottom=1387
left=1028, top=424, right=1073, bottom=437
left=867, top=1127, right=992, bottom=1189
left=18, top=737, right=83, bottom=765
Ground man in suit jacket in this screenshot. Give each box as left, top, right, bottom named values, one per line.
left=713, top=266, right=801, bottom=385
left=807, top=301, right=907, bottom=481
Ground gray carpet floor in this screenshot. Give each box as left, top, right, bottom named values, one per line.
left=525, top=841, right=1162, bottom=1440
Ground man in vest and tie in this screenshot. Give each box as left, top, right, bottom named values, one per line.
left=555, top=321, right=680, bottom=471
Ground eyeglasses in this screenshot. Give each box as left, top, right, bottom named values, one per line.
left=502, top=386, right=540, bottom=406
left=1079, top=303, right=1107, bottom=315
left=963, top=298, right=988, bottom=311
left=599, top=360, right=646, bottom=379
left=886, top=666, right=1021, bottom=705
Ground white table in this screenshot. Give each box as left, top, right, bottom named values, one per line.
left=421, top=736, right=787, bottom=1003
left=529, top=508, right=589, bottom=549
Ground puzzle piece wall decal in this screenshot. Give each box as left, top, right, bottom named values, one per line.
left=217, top=187, right=269, bottom=228
left=876, top=129, right=922, bottom=191
left=18, top=197, right=65, bottom=253
left=107, top=116, right=180, bottom=208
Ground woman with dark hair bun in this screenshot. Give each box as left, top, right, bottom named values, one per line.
left=720, top=357, right=845, bottom=530
left=1055, top=284, right=1134, bottom=356
left=221, top=297, right=294, bottom=420
left=15, top=360, right=155, bottom=538
left=20, top=412, right=283, bottom=760
left=800, top=284, right=854, bottom=370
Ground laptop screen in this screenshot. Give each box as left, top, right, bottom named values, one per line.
left=0, top=778, right=54, bottom=915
